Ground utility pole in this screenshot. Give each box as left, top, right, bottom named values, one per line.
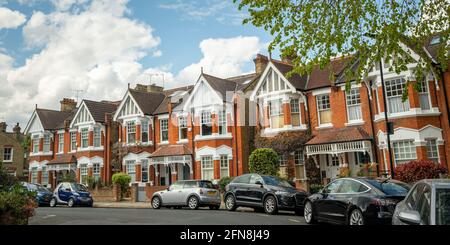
left=379, top=60, right=395, bottom=178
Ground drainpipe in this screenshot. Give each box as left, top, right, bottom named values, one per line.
left=234, top=99, right=239, bottom=176
left=366, top=81, right=380, bottom=176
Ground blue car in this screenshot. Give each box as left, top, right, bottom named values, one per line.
left=50, top=182, right=94, bottom=207
left=21, top=182, right=53, bottom=206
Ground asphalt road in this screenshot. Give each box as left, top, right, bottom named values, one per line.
left=29, top=207, right=308, bottom=225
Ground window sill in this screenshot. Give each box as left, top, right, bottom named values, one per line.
left=3, top=160, right=12, bottom=163
left=77, top=147, right=104, bottom=152
left=315, top=124, right=333, bottom=130
left=177, top=139, right=189, bottom=144
left=262, top=125, right=307, bottom=135
left=194, top=134, right=232, bottom=141
left=158, top=141, right=169, bottom=145
left=30, top=152, right=53, bottom=157
left=345, top=121, right=365, bottom=127
left=374, top=108, right=441, bottom=122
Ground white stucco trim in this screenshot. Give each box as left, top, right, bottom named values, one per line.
left=122, top=151, right=152, bottom=165
left=195, top=145, right=233, bottom=161
left=77, top=156, right=104, bottom=168
left=312, top=88, right=331, bottom=96
left=377, top=125, right=444, bottom=149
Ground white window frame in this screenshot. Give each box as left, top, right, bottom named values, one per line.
left=58, top=133, right=64, bottom=153
left=80, top=164, right=88, bottom=184
left=294, top=149, right=304, bottom=165
left=126, top=160, right=136, bottom=182
left=418, top=81, right=432, bottom=110
left=178, top=117, right=188, bottom=140
left=80, top=128, right=89, bottom=149
left=32, top=135, right=39, bottom=153
left=425, top=139, right=439, bottom=163
left=201, top=156, right=214, bottom=180
left=126, top=121, right=136, bottom=144
left=385, top=78, right=410, bottom=114
left=43, top=134, right=51, bottom=152
left=345, top=88, right=363, bottom=122
left=31, top=167, right=38, bottom=184
left=393, top=140, right=417, bottom=165
left=93, top=163, right=101, bottom=181
left=42, top=166, right=48, bottom=185
left=218, top=110, right=227, bottom=135
left=269, top=99, right=284, bottom=129
left=219, top=155, right=229, bottom=178
left=3, top=147, right=13, bottom=162
left=141, top=122, right=149, bottom=143
left=279, top=155, right=287, bottom=167
left=200, top=111, right=212, bottom=136
left=93, top=127, right=101, bottom=147
left=160, top=119, right=169, bottom=142
left=141, top=160, right=149, bottom=183
left=316, top=94, right=331, bottom=125
left=70, top=132, right=77, bottom=151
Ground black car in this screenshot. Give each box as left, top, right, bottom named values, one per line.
left=223, top=173, right=308, bottom=215
left=304, top=177, right=410, bottom=225
left=20, top=182, right=53, bottom=206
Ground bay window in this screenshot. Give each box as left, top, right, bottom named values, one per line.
left=419, top=81, right=431, bottom=110
left=58, top=133, right=64, bottom=153
left=220, top=155, right=229, bottom=178
left=218, top=110, right=227, bottom=135
left=80, top=164, right=88, bottom=184
left=201, top=156, right=214, bottom=180
left=426, top=139, right=439, bottom=163
left=70, top=132, right=77, bottom=151
left=93, top=163, right=101, bottom=181
left=32, top=135, right=39, bottom=153
left=290, top=99, right=301, bottom=126
left=201, top=111, right=212, bottom=136
left=94, top=127, right=101, bottom=147
left=178, top=117, right=187, bottom=140
left=43, top=134, right=51, bottom=152
left=346, top=88, right=362, bottom=122
left=126, top=121, right=136, bottom=144
left=269, top=99, right=284, bottom=128
left=80, top=128, right=88, bottom=148
left=316, top=94, right=331, bottom=125
left=393, top=140, right=417, bottom=165
left=385, top=78, right=410, bottom=113
left=160, top=119, right=169, bottom=142
left=126, top=160, right=136, bottom=182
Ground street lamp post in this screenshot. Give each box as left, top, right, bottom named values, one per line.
left=379, top=60, right=395, bottom=178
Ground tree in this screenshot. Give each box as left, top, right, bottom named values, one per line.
left=235, top=0, right=449, bottom=94
left=112, top=172, right=131, bottom=200
left=249, top=148, right=280, bottom=176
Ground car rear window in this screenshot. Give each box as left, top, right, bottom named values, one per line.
left=436, top=188, right=450, bottom=225
left=366, top=180, right=410, bottom=196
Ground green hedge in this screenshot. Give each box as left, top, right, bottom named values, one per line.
left=249, top=148, right=279, bottom=176
left=112, top=172, right=131, bottom=200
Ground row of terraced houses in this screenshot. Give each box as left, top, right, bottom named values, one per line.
left=23, top=35, right=450, bottom=192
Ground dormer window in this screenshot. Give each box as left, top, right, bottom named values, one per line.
left=126, top=121, right=136, bottom=144
left=201, top=111, right=212, bottom=136
left=316, top=94, right=331, bottom=125
left=269, top=99, right=284, bottom=129
left=345, top=88, right=362, bottom=122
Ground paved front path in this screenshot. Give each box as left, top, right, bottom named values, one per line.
left=29, top=207, right=307, bottom=225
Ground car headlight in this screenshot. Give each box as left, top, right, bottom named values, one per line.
left=275, top=191, right=294, bottom=197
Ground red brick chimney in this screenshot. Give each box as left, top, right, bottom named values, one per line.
left=0, top=122, right=6, bottom=133
left=253, top=54, right=269, bottom=74
left=13, top=123, right=21, bottom=135
left=60, top=98, right=77, bottom=112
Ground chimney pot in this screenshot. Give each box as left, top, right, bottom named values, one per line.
left=253, top=54, right=269, bottom=74
left=60, top=98, right=77, bottom=112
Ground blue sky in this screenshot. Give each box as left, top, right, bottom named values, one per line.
left=0, top=0, right=278, bottom=129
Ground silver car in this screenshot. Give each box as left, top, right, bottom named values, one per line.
left=392, top=179, right=450, bottom=225
left=151, top=180, right=221, bottom=210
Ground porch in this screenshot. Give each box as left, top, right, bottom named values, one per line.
left=45, top=154, right=77, bottom=189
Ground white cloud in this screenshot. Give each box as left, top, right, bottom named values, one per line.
left=174, top=36, right=265, bottom=87
left=1, top=0, right=161, bottom=127
left=0, top=7, right=26, bottom=29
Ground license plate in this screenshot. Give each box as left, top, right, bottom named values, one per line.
left=207, top=191, right=216, bottom=196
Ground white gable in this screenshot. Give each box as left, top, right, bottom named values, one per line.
left=70, top=102, right=94, bottom=127
left=113, top=91, right=144, bottom=121
left=184, top=77, right=223, bottom=111
left=24, top=110, right=44, bottom=134
left=250, top=62, right=296, bottom=100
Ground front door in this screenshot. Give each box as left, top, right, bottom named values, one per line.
left=327, top=155, right=340, bottom=179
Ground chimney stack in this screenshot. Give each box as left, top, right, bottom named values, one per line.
left=134, top=84, right=164, bottom=93
left=13, top=123, right=21, bottom=135
left=253, top=54, right=269, bottom=74
left=0, top=122, right=6, bottom=133
left=60, top=98, right=77, bottom=112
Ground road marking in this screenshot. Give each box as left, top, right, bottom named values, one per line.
left=288, top=218, right=301, bottom=223
left=42, top=215, right=56, bottom=219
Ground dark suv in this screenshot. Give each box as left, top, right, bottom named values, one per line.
left=223, top=173, right=308, bottom=215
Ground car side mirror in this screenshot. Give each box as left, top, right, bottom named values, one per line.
left=65, top=188, right=71, bottom=192
left=398, top=210, right=421, bottom=225
left=255, top=181, right=263, bottom=187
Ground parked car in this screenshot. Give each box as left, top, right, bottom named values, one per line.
left=50, top=182, right=93, bottom=207
left=392, top=179, right=450, bottom=225
left=20, top=182, right=53, bottom=206
left=151, top=180, right=221, bottom=210
left=304, top=177, right=410, bottom=225
left=223, top=173, right=308, bottom=215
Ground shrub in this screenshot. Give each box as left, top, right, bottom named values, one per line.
left=112, top=172, right=131, bottom=200
left=249, top=148, right=279, bottom=176
left=394, top=160, right=448, bottom=184
left=86, top=176, right=95, bottom=189
left=218, top=177, right=234, bottom=192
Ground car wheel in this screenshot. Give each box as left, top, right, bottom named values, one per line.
left=188, top=196, right=199, bottom=210
left=67, top=198, right=75, bottom=208
left=349, top=209, right=365, bottom=225
left=152, top=196, right=161, bottom=209
left=295, top=208, right=304, bottom=216
left=263, top=196, right=278, bottom=215
left=304, top=201, right=316, bottom=224
left=49, top=197, right=57, bottom=207
left=209, top=205, right=220, bottom=210
left=225, top=194, right=237, bottom=211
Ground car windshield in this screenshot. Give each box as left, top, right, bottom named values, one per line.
left=366, top=180, right=410, bottom=196
left=262, top=176, right=293, bottom=188
left=28, top=184, right=49, bottom=192
left=71, top=183, right=88, bottom=192
left=436, top=188, right=450, bottom=225
left=198, top=181, right=214, bottom=189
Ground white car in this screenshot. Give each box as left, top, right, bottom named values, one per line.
left=151, top=180, right=221, bottom=210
